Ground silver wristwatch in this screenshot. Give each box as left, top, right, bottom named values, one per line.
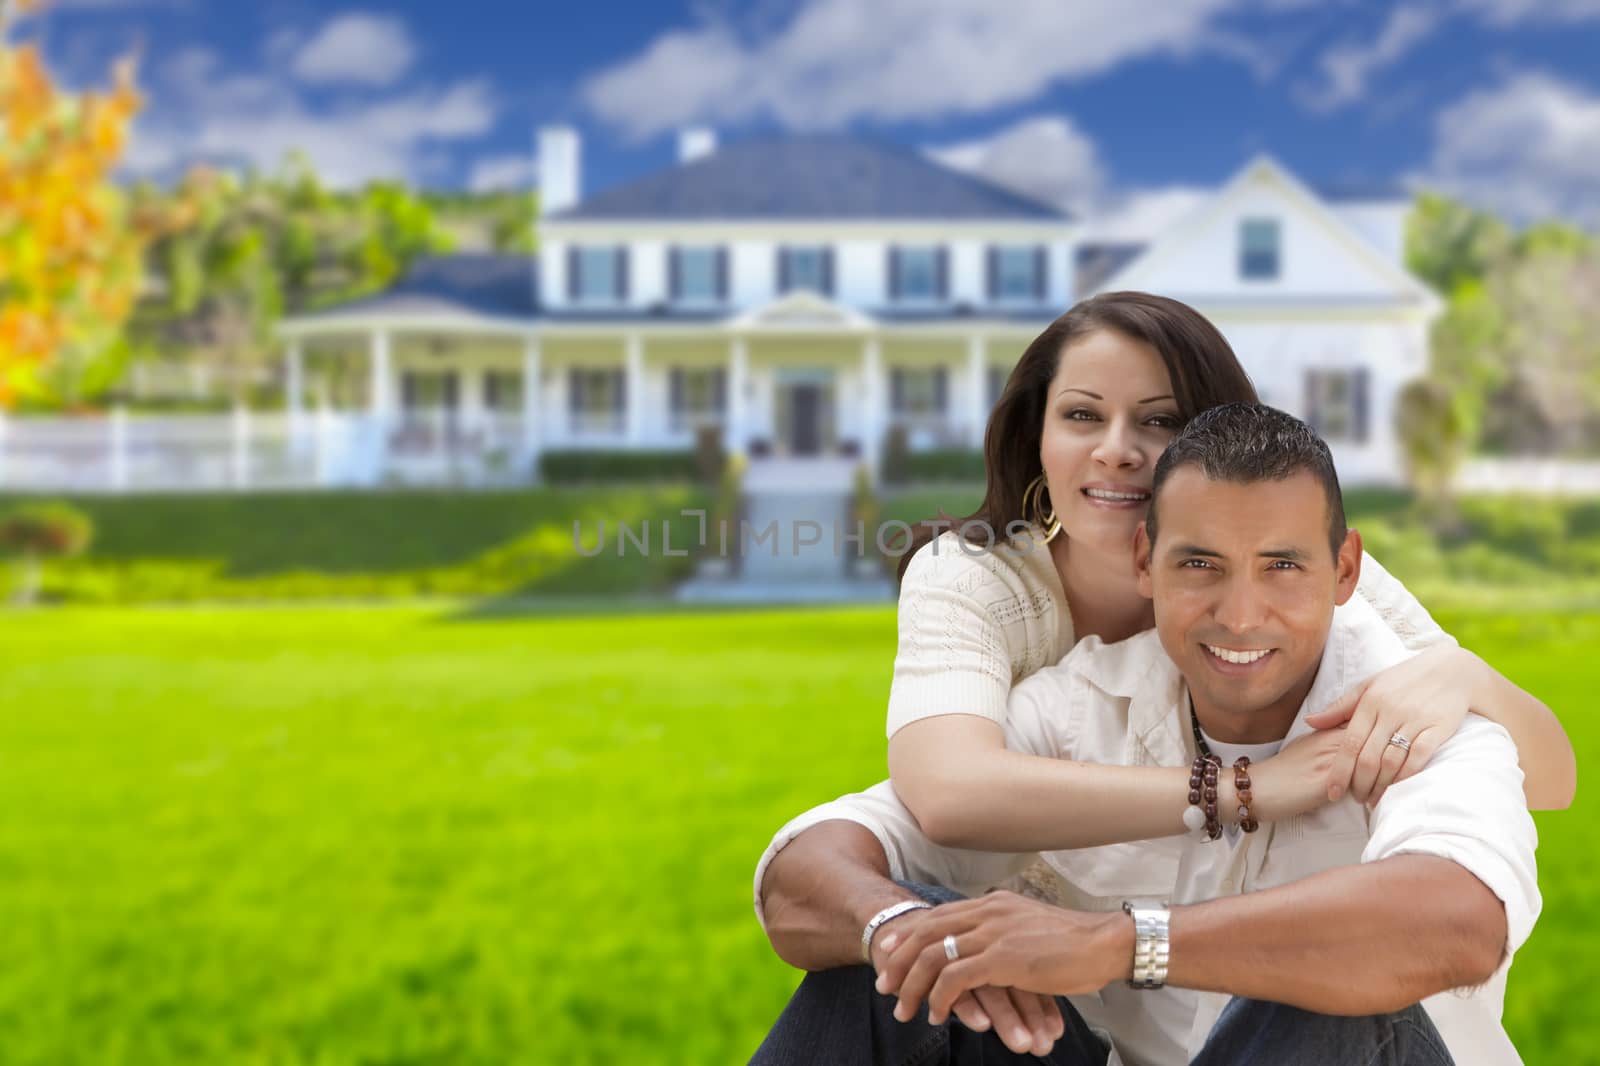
left=1121, top=902, right=1172, bottom=989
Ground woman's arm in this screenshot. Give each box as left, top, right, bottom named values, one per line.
left=887, top=712, right=1346, bottom=852
left=1306, top=644, right=1576, bottom=810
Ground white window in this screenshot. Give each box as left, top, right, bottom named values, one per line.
left=891, top=367, right=948, bottom=416
left=576, top=246, right=623, bottom=302
left=674, top=246, right=721, bottom=303
left=995, top=246, right=1041, bottom=301
left=893, top=246, right=942, bottom=302
left=1304, top=368, right=1368, bottom=443
left=483, top=370, right=524, bottom=414
left=568, top=368, right=626, bottom=434
left=670, top=367, right=726, bottom=431
left=782, top=246, right=828, bottom=294
left=1240, top=219, right=1280, bottom=280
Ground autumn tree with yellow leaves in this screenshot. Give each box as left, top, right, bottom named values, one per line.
left=0, top=0, right=161, bottom=407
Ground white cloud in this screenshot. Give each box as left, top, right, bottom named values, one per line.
left=291, top=12, right=417, bottom=87
left=1459, top=0, right=1600, bottom=24
left=926, top=116, right=1106, bottom=215
left=128, top=44, right=496, bottom=188
left=583, top=0, right=1241, bottom=140
left=1418, top=71, right=1600, bottom=226
left=1298, top=4, right=1440, bottom=111
left=1084, top=186, right=1214, bottom=243
left=468, top=154, right=538, bottom=192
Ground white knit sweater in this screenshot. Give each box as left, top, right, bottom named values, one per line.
left=886, top=529, right=1454, bottom=738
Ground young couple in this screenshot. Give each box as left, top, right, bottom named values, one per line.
left=749, top=292, right=1573, bottom=1065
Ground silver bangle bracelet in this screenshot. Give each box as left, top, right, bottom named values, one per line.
left=861, top=900, right=932, bottom=963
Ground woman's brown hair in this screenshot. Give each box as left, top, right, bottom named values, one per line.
left=896, top=291, right=1259, bottom=577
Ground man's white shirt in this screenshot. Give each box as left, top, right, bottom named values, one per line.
left=754, top=595, right=1541, bottom=1066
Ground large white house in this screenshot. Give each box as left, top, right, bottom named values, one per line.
left=274, top=127, right=1441, bottom=487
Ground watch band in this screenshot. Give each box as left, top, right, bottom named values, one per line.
left=1121, top=902, right=1172, bottom=989
left=861, top=900, right=932, bottom=963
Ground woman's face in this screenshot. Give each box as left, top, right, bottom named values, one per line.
left=1038, top=328, right=1182, bottom=558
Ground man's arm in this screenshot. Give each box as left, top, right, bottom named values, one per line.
left=760, top=819, right=916, bottom=972
left=879, top=853, right=1507, bottom=1024
left=1166, top=853, right=1506, bottom=1014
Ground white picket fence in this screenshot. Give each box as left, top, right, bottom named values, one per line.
left=0, top=408, right=534, bottom=492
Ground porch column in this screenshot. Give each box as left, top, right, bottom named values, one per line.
left=861, top=336, right=883, bottom=478
left=368, top=329, right=393, bottom=419
left=285, top=337, right=305, bottom=446
left=966, top=334, right=987, bottom=447
left=625, top=333, right=644, bottom=444
left=727, top=335, right=748, bottom=454
left=522, top=335, right=542, bottom=471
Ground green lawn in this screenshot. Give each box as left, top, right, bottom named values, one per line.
left=0, top=602, right=1592, bottom=1064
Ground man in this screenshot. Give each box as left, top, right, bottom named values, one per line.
left=751, top=405, right=1538, bottom=1066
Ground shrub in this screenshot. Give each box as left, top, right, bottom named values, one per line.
left=902, top=449, right=985, bottom=483
left=539, top=450, right=698, bottom=484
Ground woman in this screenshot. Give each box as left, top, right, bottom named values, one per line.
left=885, top=292, right=1574, bottom=860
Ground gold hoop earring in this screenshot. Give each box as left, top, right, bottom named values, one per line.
left=1023, top=473, right=1061, bottom=544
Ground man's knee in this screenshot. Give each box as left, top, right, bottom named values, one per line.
left=1195, top=998, right=1453, bottom=1066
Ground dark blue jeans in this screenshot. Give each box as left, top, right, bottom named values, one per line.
left=749, top=966, right=1454, bottom=1066
left=750, top=885, right=1454, bottom=1066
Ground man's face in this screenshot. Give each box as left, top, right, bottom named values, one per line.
left=1134, top=467, right=1361, bottom=735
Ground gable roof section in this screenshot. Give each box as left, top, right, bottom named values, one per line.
left=552, top=135, right=1069, bottom=222
left=1095, top=155, right=1440, bottom=312
left=284, top=254, right=536, bottom=332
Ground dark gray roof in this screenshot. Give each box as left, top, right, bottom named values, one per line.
left=552, top=136, right=1069, bottom=222
left=1074, top=242, right=1147, bottom=294
left=305, top=254, right=537, bottom=320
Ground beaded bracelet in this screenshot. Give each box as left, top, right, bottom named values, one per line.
left=1183, top=753, right=1224, bottom=840
left=1233, top=756, right=1259, bottom=833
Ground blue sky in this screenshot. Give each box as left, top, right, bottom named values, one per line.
left=23, top=0, right=1600, bottom=231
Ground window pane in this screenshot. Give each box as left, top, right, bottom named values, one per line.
left=998, top=247, right=1036, bottom=299
left=787, top=248, right=823, bottom=292
left=900, top=248, right=937, bottom=299
left=577, top=370, right=619, bottom=412
left=1240, top=220, right=1279, bottom=280
left=580, top=247, right=616, bottom=300
left=679, top=248, right=716, bottom=301
left=895, top=368, right=941, bottom=414
left=486, top=371, right=523, bottom=412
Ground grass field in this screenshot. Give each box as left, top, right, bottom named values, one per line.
left=0, top=602, right=1593, bottom=1064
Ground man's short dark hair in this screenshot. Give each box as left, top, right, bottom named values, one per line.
left=1145, top=403, right=1348, bottom=558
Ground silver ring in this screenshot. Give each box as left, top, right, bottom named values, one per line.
left=943, top=934, right=960, bottom=961
left=1388, top=733, right=1411, bottom=752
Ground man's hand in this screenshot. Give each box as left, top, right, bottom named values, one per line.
left=872, top=905, right=1066, bottom=1056
left=875, top=892, right=1130, bottom=1029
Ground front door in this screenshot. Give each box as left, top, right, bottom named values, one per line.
left=791, top=384, right=823, bottom=456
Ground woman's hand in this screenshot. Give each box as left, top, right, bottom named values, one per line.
left=1303, top=645, right=1476, bottom=806
left=1245, top=726, right=1350, bottom=822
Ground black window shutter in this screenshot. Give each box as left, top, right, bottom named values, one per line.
left=444, top=372, right=458, bottom=410
left=615, top=246, right=629, bottom=302
left=1303, top=371, right=1319, bottom=434
left=485, top=372, right=498, bottom=410
left=821, top=248, right=834, bottom=296
left=715, top=247, right=729, bottom=301
left=1034, top=246, right=1048, bottom=302
left=613, top=368, right=626, bottom=414
left=568, top=368, right=582, bottom=413
left=776, top=247, right=790, bottom=294
left=668, top=246, right=680, bottom=301
left=567, top=246, right=579, bottom=300
left=933, top=367, right=948, bottom=413
left=669, top=368, right=683, bottom=413
left=1353, top=368, right=1370, bottom=443
left=890, top=368, right=904, bottom=412
left=986, top=246, right=999, bottom=301
left=401, top=372, right=416, bottom=409
left=713, top=368, right=727, bottom=412
left=935, top=247, right=949, bottom=301
left=887, top=245, right=901, bottom=301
